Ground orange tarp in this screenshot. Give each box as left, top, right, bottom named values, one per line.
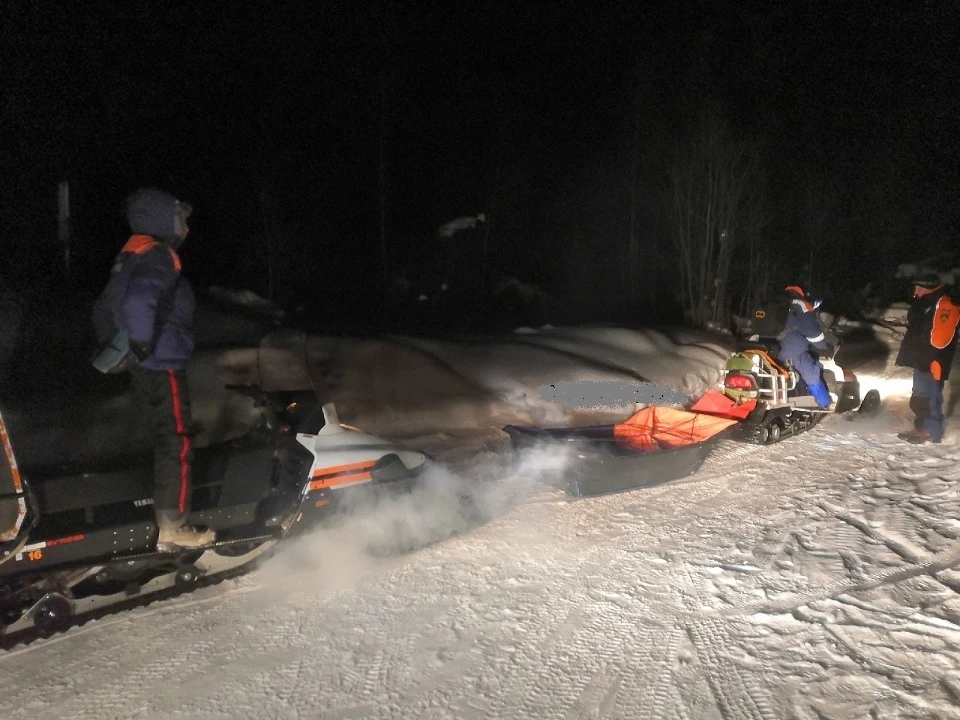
left=612, top=404, right=740, bottom=452
left=688, top=389, right=758, bottom=421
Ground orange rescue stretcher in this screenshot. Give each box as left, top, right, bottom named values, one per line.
left=503, top=402, right=741, bottom=497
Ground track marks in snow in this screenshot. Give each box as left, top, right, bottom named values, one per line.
left=595, top=673, right=623, bottom=719
left=633, top=625, right=684, bottom=720
left=5, top=410, right=960, bottom=719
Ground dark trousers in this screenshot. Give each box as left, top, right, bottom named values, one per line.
left=130, top=366, right=193, bottom=526
left=910, top=368, right=946, bottom=440
left=778, top=332, right=825, bottom=388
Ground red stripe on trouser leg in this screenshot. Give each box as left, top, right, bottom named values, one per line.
left=167, top=370, right=191, bottom=514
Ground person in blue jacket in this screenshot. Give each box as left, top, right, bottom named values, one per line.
left=92, top=187, right=216, bottom=552
left=776, top=285, right=833, bottom=408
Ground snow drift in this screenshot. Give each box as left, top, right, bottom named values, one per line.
left=2, top=325, right=734, bottom=470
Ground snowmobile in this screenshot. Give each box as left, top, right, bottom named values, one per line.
left=688, top=333, right=882, bottom=444
left=0, top=329, right=428, bottom=646
left=502, top=328, right=884, bottom=496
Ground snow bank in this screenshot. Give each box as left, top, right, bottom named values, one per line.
left=895, top=260, right=958, bottom=286
left=3, top=324, right=732, bottom=468
left=263, top=325, right=733, bottom=438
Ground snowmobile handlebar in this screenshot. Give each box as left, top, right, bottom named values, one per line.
left=224, top=383, right=284, bottom=430
left=224, top=383, right=321, bottom=434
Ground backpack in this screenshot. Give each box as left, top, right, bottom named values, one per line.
left=749, top=296, right=790, bottom=338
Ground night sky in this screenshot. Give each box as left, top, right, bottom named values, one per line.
left=3, top=1, right=959, bottom=333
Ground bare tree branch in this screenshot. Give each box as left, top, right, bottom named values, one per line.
left=665, top=102, right=766, bottom=327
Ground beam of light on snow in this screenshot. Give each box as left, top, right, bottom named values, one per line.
left=854, top=373, right=914, bottom=400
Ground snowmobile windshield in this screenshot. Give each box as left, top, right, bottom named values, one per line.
left=253, top=328, right=332, bottom=401
left=250, top=329, right=337, bottom=434
left=253, top=329, right=312, bottom=392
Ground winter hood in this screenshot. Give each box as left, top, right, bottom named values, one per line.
left=126, top=187, right=191, bottom=248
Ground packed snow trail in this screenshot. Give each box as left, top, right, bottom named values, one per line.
left=2, top=393, right=959, bottom=720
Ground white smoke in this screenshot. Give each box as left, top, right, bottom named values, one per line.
left=251, top=439, right=578, bottom=599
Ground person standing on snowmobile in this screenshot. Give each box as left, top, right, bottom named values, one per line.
left=895, top=273, right=960, bottom=444
left=91, top=187, right=215, bottom=552
left=776, top=285, right=833, bottom=408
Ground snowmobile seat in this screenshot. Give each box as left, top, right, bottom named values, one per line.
left=24, top=430, right=283, bottom=525
left=32, top=458, right=154, bottom=514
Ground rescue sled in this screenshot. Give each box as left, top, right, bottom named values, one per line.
left=0, top=329, right=430, bottom=646
left=503, top=405, right=739, bottom=497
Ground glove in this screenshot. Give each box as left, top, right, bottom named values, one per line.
left=91, top=330, right=144, bottom=374
left=129, top=340, right=153, bottom=362
left=931, top=360, right=942, bottom=381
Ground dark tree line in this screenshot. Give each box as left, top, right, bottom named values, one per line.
left=2, top=0, right=958, bottom=357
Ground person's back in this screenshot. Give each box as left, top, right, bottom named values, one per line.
left=92, top=187, right=215, bottom=551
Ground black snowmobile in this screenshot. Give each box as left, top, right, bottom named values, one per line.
left=0, top=329, right=428, bottom=646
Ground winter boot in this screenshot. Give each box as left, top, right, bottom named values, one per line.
left=904, top=429, right=941, bottom=445
left=156, top=514, right=216, bottom=553
left=897, top=428, right=923, bottom=441
left=157, top=524, right=216, bottom=552
left=808, top=380, right=832, bottom=409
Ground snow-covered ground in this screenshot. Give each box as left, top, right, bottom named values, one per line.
left=3, top=323, right=960, bottom=720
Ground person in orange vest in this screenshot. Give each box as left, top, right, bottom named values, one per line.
left=895, top=273, right=960, bottom=444
left=92, top=187, right=216, bottom=551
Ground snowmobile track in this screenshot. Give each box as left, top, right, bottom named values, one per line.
left=595, top=673, right=623, bottom=719
left=634, top=624, right=684, bottom=720
left=0, top=541, right=280, bottom=652
left=821, top=500, right=927, bottom=565
left=688, top=618, right=781, bottom=720
left=731, top=542, right=960, bottom=618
